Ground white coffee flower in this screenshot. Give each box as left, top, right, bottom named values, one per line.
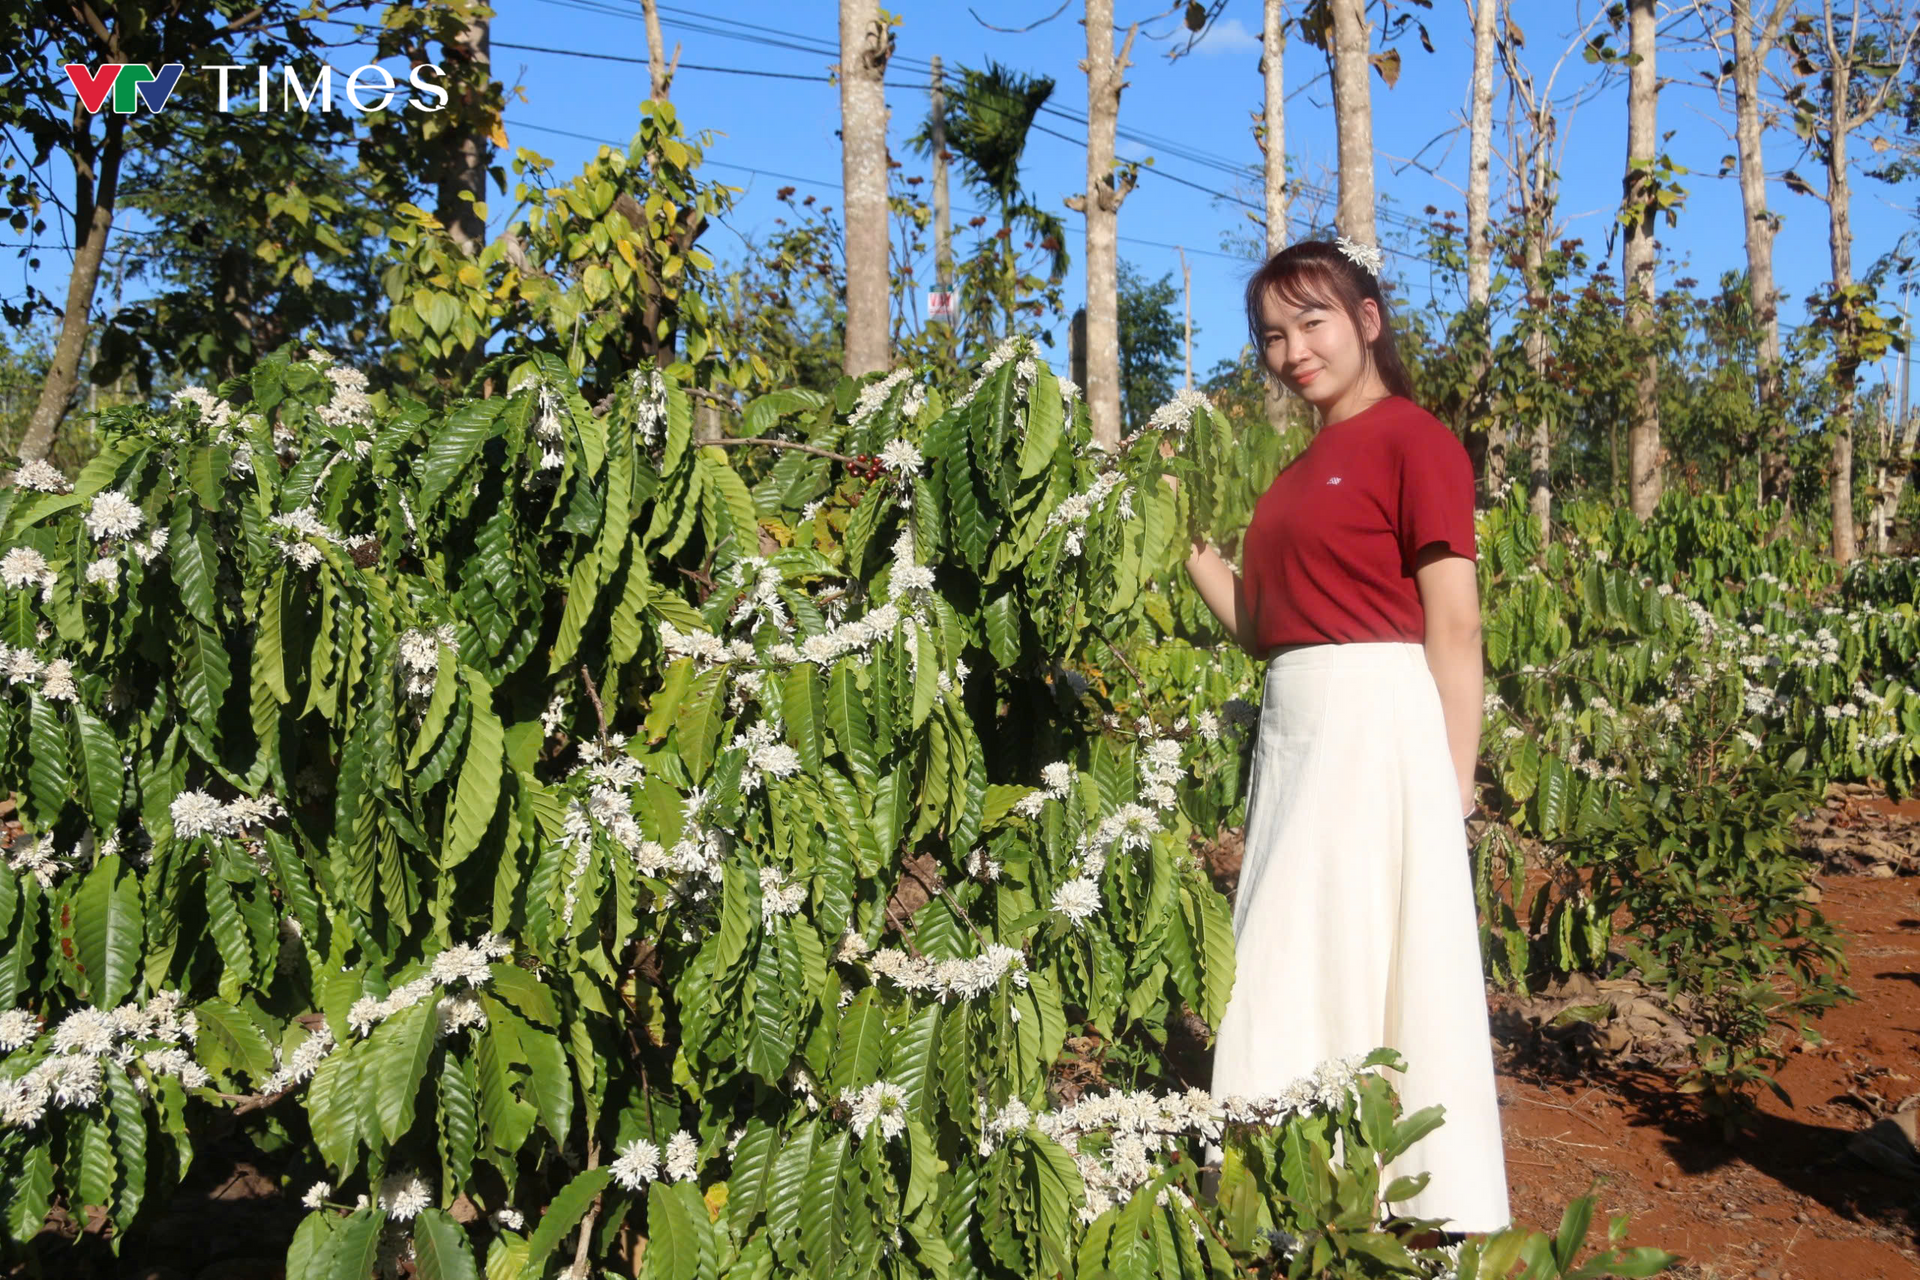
left=1051, top=878, right=1101, bottom=925
left=10, top=461, right=70, bottom=493
left=0, top=1010, right=40, bottom=1051
left=610, top=1138, right=662, bottom=1190
left=665, top=1130, right=700, bottom=1181
left=1, top=547, right=54, bottom=591
left=37, top=659, right=78, bottom=702
left=378, top=1172, right=432, bottom=1221
left=169, top=791, right=230, bottom=840
left=840, top=1080, right=909, bottom=1143
left=83, top=490, right=145, bottom=541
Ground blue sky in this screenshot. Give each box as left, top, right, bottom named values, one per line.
left=12, top=1, right=1919, bottom=394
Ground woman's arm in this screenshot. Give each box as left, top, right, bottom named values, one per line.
left=1184, top=538, right=1260, bottom=655
left=1414, top=548, right=1483, bottom=818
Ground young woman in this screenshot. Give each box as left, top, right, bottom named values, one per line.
left=1184, top=238, right=1510, bottom=1233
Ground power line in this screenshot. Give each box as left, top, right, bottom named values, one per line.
left=494, top=41, right=827, bottom=82
left=503, top=116, right=1249, bottom=264
left=495, top=30, right=1433, bottom=242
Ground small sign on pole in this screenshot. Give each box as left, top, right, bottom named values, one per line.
left=927, top=290, right=956, bottom=323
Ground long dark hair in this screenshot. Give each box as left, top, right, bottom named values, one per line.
left=1243, top=240, right=1415, bottom=401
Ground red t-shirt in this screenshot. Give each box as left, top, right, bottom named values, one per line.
left=1241, top=396, right=1476, bottom=650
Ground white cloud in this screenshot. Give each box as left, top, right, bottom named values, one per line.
left=1191, top=17, right=1262, bottom=56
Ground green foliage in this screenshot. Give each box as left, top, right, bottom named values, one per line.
left=0, top=342, right=1668, bottom=1275
left=1117, top=262, right=1186, bottom=435
left=1470, top=483, right=1920, bottom=1115
left=383, top=101, right=732, bottom=400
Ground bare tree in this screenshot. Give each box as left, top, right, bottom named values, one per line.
left=642, top=0, right=680, bottom=100
left=1498, top=4, right=1610, bottom=542
left=1066, top=0, right=1139, bottom=450
left=1777, top=0, right=1920, bottom=562
left=1727, top=0, right=1796, bottom=508
left=839, top=0, right=894, bottom=378
left=930, top=56, right=953, bottom=298
left=437, top=11, right=492, bottom=258
left=1261, top=1, right=1291, bottom=429
left=1622, top=0, right=1662, bottom=519
left=1466, top=0, right=1501, bottom=496
left=1327, top=0, right=1378, bottom=243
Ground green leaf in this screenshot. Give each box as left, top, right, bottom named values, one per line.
left=520, top=1167, right=610, bottom=1278
left=488, top=965, right=560, bottom=1028
left=647, top=1180, right=709, bottom=1280
left=500, top=1005, right=572, bottom=1145
left=371, top=996, right=438, bottom=1143
left=25, top=694, right=71, bottom=826
left=825, top=662, right=877, bottom=778
left=73, top=853, right=142, bottom=1006
left=8, top=1143, right=52, bottom=1243
left=169, top=501, right=219, bottom=627
left=107, top=1071, right=148, bottom=1230
left=408, top=653, right=462, bottom=770
left=830, top=987, right=887, bottom=1093
left=421, top=399, right=506, bottom=510
left=445, top=669, right=504, bottom=869
left=674, top=666, right=729, bottom=780
left=440, top=1052, right=480, bottom=1192
left=329, top=1208, right=389, bottom=1280
left=414, top=1208, right=480, bottom=1280
left=287, top=1210, right=341, bottom=1280
left=307, top=1046, right=364, bottom=1173
left=783, top=663, right=827, bottom=775
left=196, top=998, right=276, bottom=1082
left=70, top=704, right=123, bottom=836
left=1554, top=1193, right=1597, bottom=1270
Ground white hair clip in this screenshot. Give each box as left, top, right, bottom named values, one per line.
left=1335, top=235, right=1383, bottom=276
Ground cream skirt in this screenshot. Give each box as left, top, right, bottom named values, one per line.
left=1207, top=641, right=1510, bottom=1232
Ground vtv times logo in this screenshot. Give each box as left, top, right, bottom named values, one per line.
left=65, top=62, right=448, bottom=115
left=65, top=64, right=184, bottom=114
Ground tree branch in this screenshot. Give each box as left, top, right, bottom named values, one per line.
left=693, top=436, right=859, bottom=465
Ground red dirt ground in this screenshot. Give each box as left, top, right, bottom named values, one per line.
left=1492, top=793, right=1920, bottom=1279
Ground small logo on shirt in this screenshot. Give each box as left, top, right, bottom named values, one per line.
left=1326, top=476, right=1343, bottom=485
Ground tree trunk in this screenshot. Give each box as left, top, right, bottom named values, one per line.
left=437, top=13, right=491, bottom=258
left=839, top=0, right=892, bottom=378
left=1878, top=300, right=1915, bottom=551
left=1179, top=245, right=1193, bottom=390
left=1070, top=0, right=1138, bottom=451
left=1526, top=189, right=1551, bottom=544
left=930, top=56, right=952, bottom=294
left=642, top=0, right=678, bottom=100
left=1826, top=39, right=1856, bottom=565
left=1261, top=0, right=1289, bottom=431
left=1327, top=0, right=1376, bottom=244
left=1734, top=0, right=1790, bottom=511
left=19, top=115, right=124, bottom=465
left=1467, top=0, right=1501, bottom=502
left=1622, top=0, right=1661, bottom=520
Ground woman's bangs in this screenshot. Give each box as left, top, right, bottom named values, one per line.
left=1264, top=262, right=1345, bottom=318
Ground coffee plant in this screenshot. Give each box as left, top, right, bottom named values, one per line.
left=1469, top=484, right=1918, bottom=1113
left=0, top=347, right=1670, bottom=1276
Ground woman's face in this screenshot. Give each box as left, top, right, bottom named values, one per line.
left=1257, top=287, right=1383, bottom=420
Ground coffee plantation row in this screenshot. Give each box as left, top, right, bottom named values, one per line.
left=4, top=340, right=1913, bottom=1276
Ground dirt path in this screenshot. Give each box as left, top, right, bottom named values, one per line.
left=1495, top=795, right=1920, bottom=1279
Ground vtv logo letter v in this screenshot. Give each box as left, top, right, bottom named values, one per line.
left=65, top=64, right=120, bottom=113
